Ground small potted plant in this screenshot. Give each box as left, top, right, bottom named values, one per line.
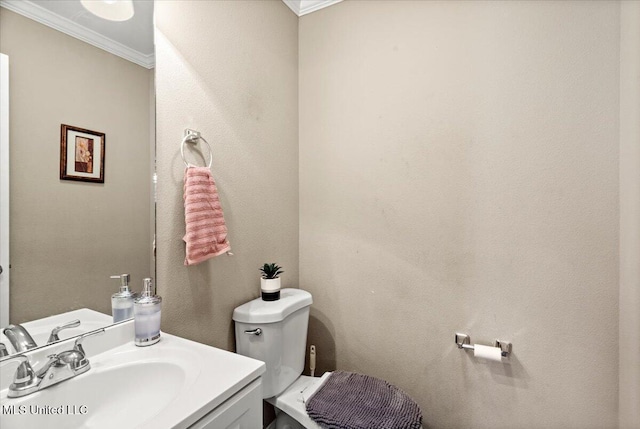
left=260, top=263, right=283, bottom=301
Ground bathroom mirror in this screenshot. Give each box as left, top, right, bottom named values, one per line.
left=0, top=0, right=155, bottom=359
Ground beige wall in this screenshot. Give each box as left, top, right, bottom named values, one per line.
left=619, top=1, right=640, bottom=428
left=155, top=0, right=628, bottom=427
left=0, top=9, right=152, bottom=322
left=155, top=0, right=299, bottom=350
left=300, top=1, right=619, bottom=428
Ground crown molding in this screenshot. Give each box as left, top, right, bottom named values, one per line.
left=0, top=0, right=154, bottom=69
left=282, top=0, right=343, bottom=17
left=282, top=0, right=300, bottom=15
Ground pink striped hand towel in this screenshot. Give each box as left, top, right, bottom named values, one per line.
left=183, top=166, right=231, bottom=265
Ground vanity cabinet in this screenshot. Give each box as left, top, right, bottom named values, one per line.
left=190, top=378, right=262, bottom=429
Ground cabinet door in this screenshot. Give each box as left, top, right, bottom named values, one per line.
left=190, top=378, right=262, bottom=429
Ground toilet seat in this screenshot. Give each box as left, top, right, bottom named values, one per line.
left=267, top=372, right=424, bottom=429
left=266, top=373, right=332, bottom=429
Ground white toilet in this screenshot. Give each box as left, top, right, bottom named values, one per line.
left=233, top=288, right=422, bottom=429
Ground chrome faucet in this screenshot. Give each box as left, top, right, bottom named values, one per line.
left=0, top=342, right=8, bottom=357
left=4, top=329, right=104, bottom=398
left=3, top=319, right=83, bottom=353
left=3, top=324, right=37, bottom=353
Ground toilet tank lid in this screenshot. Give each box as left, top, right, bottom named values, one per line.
left=233, top=288, right=313, bottom=324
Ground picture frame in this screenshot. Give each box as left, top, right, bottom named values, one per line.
left=60, top=124, right=105, bottom=183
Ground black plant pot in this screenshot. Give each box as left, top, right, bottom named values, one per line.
left=261, top=290, right=280, bottom=301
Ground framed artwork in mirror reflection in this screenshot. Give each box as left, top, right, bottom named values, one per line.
left=60, top=124, right=105, bottom=183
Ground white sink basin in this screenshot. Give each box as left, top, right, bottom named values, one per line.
left=2, top=351, right=191, bottom=428
left=0, top=321, right=265, bottom=429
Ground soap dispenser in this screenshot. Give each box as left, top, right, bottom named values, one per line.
left=133, top=277, right=162, bottom=346
left=110, top=274, right=137, bottom=323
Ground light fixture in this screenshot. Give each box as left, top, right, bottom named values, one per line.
left=80, top=0, right=134, bottom=22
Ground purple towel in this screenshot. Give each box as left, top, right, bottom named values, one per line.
left=305, top=371, right=422, bottom=429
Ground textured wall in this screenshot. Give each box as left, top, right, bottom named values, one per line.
left=0, top=9, right=152, bottom=322
left=155, top=0, right=299, bottom=350
left=619, top=1, right=640, bottom=428
left=299, top=1, right=620, bottom=428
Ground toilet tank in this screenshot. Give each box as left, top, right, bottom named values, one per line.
left=233, top=288, right=313, bottom=398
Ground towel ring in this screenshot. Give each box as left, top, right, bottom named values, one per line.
left=181, top=129, right=213, bottom=168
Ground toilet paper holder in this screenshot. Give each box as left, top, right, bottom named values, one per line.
left=455, top=333, right=512, bottom=357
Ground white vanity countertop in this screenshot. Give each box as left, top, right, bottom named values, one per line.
left=0, top=321, right=265, bottom=429
left=103, top=332, right=265, bottom=429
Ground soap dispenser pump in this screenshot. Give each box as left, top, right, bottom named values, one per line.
left=133, top=277, right=162, bottom=347
left=110, top=274, right=137, bottom=323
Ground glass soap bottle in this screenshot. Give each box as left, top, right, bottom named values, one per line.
left=133, top=277, right=162, bottom=346
left=110, top=274, right=137, bottom=323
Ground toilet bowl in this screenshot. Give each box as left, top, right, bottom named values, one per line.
left=233, top=288, right=422, bottom=429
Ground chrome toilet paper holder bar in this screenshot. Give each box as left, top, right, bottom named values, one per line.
left=455, top=333, right=512, bottom=357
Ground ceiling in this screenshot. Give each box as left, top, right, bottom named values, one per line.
left=282, top=0, right=342, bottom=16
left=0, top=0, right=342, bottom=69
left=1, top=0, right=154, bottom=68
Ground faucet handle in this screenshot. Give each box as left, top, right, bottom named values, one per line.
left=11, top=355, right=36, bottom=384
left=6, top=354, right=39, bottom=398
left=74, top=328, right=105, bottom=355
left=47, top=319, right=81, bottom=343
left=56, top=349, right=88, bottom=373
left=0, top=342, right=8, bottom=357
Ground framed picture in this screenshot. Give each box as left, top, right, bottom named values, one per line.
left=60, top=124, right=105, bottom=183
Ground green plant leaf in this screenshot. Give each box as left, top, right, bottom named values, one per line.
left=259, top=262, right=283, bottom=279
